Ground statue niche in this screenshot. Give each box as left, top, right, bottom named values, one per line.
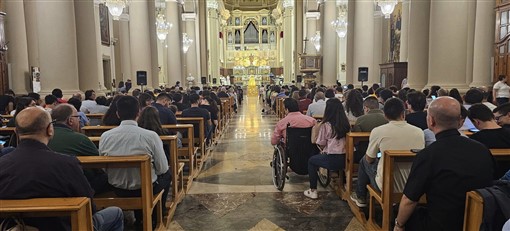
left=244, top=21, right=259, bottom=44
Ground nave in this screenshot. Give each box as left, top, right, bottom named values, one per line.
left=169, top=97, right=363, bottom=231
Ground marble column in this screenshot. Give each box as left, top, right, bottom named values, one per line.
left=346, top=0, right=355, bottom=85
left=294, top=0, right=303, bottom=77
left=25, top=0, right=80, bottom=95
left=322, top=1, right=337, bottom=86
left=118, top=15, right=132, bottom=83
left=399, top=1, right=410, bottom=62
left=427, top=1, right=472, bottom=90
left=5, top=0, right=30, bottom=93
left=208, top=7, right=220, bottom=82
left=373, top=14, right=383, bottom=85
left=407, top=0, right=430, bottom=90
left=283, top=6, right=294, bottom=83
left=198, top=0, right=208, bottom=78
left=183, top=13, right=199, bottom=82
left=75, top=0, right=103, bottom=92
left=166, top=0, right=183, bottom=87
left=305, top=12, right=319, bottom=55
left=353, top=0, right=375, bottom=84
left=471, top=0, right=495, bottom=87
left=148, top=0, right=159, bottom=88
left=129, top=0, right=152, bottom=88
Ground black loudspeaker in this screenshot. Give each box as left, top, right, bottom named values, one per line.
left=213, top=78, right=217, bottom=84
left=296, top=75, right=302, bottom=83
left=358, top=67, right=368, bottom=82
left=201, top=77, right=207, bottom=85
left=136, top=71, right=147, bottom=85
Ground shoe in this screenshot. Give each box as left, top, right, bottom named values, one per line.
left=304, top=189, right=318, bottom=199
left=350, top=192, right=367, bottom=207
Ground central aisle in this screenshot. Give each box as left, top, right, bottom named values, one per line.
left=170, top=97, right=364, bottom=230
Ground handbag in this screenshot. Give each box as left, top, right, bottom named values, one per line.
left=311, top=122, right=322, bottom=144
left=0, top=218, right=39, bottom=231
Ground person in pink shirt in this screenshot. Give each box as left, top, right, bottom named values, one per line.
left=271, top=98, right=316, bottom=146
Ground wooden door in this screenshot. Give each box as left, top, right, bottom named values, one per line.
left=0, top=12, right=7, bottom=95
left=495, top=5, right=510, bottom=83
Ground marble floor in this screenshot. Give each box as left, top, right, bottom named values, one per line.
left=169, top=97, right=365, bottom=231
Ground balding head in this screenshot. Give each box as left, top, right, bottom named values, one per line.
left=427, top=96, right=461, bottom=133
left=314, top=92, right=325, bottom=101
left=15, top=107, right=54, bottom=144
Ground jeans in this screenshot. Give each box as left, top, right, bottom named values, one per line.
left=355, top=156, right=380, bottom=198
left=307, top=153, right=345, bottom=189
left=502, top=169, right=510, bottom=181
left=93, top=206, right=124, bottom=231
left=113, top=170, right=171, bottom=224
left=496, top=97, right=509, bottom=106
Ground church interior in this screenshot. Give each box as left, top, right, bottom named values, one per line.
left=1, top=0, right=510, bottom=230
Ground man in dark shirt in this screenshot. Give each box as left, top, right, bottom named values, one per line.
left=152, top=93, right=177, bottom=125
left=0, top=107, right=123, bottom=231
left=297, top=89, right=312, bottom=113
left=394, top=97, right=494, bottom=231
left=0, top=89, right=15, bottom=114
left=171, top=93, right=186, bottom=111
left=494, top=102, right=510, bottom=130
left=405, top=91, right=428, bottom=130
left=469, top=103, right=510, bottom=148
left=182, top=94, right=212, bottom=141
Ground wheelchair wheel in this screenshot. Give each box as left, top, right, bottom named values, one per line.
left=272, top=145, right=287, bottom=191
left=318, top=167, right=331, bottom=188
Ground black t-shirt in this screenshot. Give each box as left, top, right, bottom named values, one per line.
left=0, top=95, right=14, bottom=114
left=199, top=105, right=218, bottom=121
left=403, top=129, right=494, bottom=230
left=172, top=102, right=186, bottom=112
left=182, top=107, right=211, bottom=137
left=152, top=102, right=177, bottom=125
left=405, top=111, right=428, bottom=130
left=470, top=128, right=510, bottom=149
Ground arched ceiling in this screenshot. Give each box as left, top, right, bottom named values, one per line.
left=223, top=0, right=279, bottom=11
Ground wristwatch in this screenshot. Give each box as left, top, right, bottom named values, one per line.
left=395, top=219, right=405, bottom=228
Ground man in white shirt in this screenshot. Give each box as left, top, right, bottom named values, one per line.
left=99, top=95, right=170, bottom=224
left=80, top=89, right=97, bottom=113
left=306, top=92, right=326, bottom=117
left=350, top=98, right=424, bottom=207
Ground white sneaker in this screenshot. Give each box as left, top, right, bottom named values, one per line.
left=304, top=189, right=318, bottom=199
left=350, top=192, right=367, bottom=208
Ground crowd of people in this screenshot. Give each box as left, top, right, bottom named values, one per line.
left=269, top=77, right=510, bottom=231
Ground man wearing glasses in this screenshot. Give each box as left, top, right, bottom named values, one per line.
left=493, top=102, right=510, bottom=130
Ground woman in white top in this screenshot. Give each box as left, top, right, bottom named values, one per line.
left=493, top=75, right=510, bottom=106
left=304, top=98, right=351, bottom=199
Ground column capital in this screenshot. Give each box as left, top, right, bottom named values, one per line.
left=305, top=12, right=320, bottom=20
left=182, top=13, right=196, bottom=21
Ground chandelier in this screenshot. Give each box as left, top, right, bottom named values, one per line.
left=104, top=0, right=128, bottom=20
left=310, top=31, right=321, bottom=52
left=331, top=15, right=348, bottom=38
left=375, top=0, right=399, bottom=19
left=182, top=33, right=193, bottom=53
left=156, top=14, right=172, bottom=41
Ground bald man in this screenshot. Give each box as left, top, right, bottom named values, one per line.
left=0, top=107, right=123, bottom=231
left=394, top=97, right=494, bottom=231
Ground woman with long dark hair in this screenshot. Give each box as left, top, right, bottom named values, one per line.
left=102, top=95, right=123, bottom=126
left=448, top=88, right=464, bottom=105
left=137, top=106, right=169, bottom=136
left=344, top=90, right=364, bottom=123
left=304, top=98, right=350, bottom=199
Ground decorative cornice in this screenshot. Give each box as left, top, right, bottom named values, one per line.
left=182, top=13, right=196, bottom=21
left=305, top=12, right=320, bottom=20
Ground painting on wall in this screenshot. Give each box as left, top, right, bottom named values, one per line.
left=100, top=4, right=110, bottom=46
left=390, top=3, right=402, bottom=62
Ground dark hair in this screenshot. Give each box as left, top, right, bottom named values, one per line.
left=325, top=89, right=335, bottom=98
left=322, top=98, right=350, bottom=140
left=363, top=96, right=379, bottom=110
left=85, top=90, right=95, bottom=100
left=102, top=95, right=123, bottom=126
left=6, top=89, right=15, bottom=96
left=398, top=88, right=409, bottom=102
left=203, top=97, right=218, bottom=115
left=173, top=93, right=183, bottom=102
left=468, top=103, right=494, bottom=122
left=498, top=75, right=506, bottom=81
left=51, top=104, right=74, bottom=123
left=407, top=91, right=427, bottom=111
left=118, top=81, right=124, bottom=88
left=67, top=97, right=82, bottom=111
left=460, top=105, right=468, bottom=120
left=379, top=89, right=394, bottom=102
left=464, top=88, right=483, bottom=104
left=362, top=85, right=369, bottom=92
left=422, top=89, right=430, bottom=97
left=283, top=98, right=299, bottom=112
left=389, top=85, right=398, bottom=93
left=372, top=83, right=380, bottom=91
left=132, top=89, right=141, bottom=97
left=51, top=88, right=63, bottom=98
left=116, top=96, right=139, bottom=120
left=298, top=89, right=307, bottom=98
left=429, top=85, right=441, bottom=97
left=189, top=94, right=200, bottom=104
left=45, top=94, right=58, bottom=105
left=27, top=92, right=40, bottom=102
left=494, top=102, right=510, bottom=115
left=383, top=98, right=405, bottom=120
left=95, top=96, right=108, bottom=106
left=448, top=88, right=464, bottom=105
left=347, top=84, right=354, bottom=90
left=345, top=90, right=364, bottom=117
left=137, top=106, right=168, bottom=135
left=138, top=93, right=154, bottom=108
left=13, top=97, right=35, bottom=118
left=156, top=92, right=172, bottom=102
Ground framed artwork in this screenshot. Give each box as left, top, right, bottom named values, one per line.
left=235, top=17, right=241, bottom=26
left=262, top=17, right=267, bottom=25
left=99, top=4, right=110, bottom=46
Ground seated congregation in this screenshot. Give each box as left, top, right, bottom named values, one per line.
left=269, top=81, right=510, bottom=231
left=0, top=85, right=239, bottom=230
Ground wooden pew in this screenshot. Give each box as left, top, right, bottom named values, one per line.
left=176, top=117, right=207, bottom=166
left=0, top=197, right=94, bottom=231
left=366, top=150, right=417, bottom=231
left=85, top=113, right=104, bottom=126
left=82, top=125, right=116, bottom=137
left=339, top=132, right=370, bottom=201
left=0, top=127, right=15, bottom=137
left=162, top=124, right=198, bottom=185
left=77, top=155, right=165, bottom=231
left=159, top=135, right=185, bottom=223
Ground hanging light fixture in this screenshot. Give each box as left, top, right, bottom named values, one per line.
left=156, top=13, right=172, bottom=41
left=310, top=31, right=321, bottom=52
left=182, top=33, right=193, bottom=53
left=104, top=0, right=128, bottom=20
left=375, top=0, right=399, bottom=19
left=331, top=14, right=348, bottom=38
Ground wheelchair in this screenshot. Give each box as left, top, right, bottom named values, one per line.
left=271, top=124, right=331, bottom=191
